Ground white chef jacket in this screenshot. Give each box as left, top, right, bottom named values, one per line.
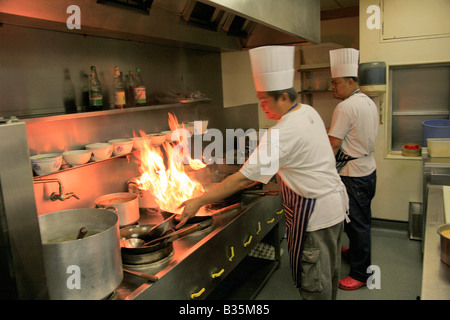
left=240, top=104, right=348, bottom=231
left=328, top=92, right=379, bottom=177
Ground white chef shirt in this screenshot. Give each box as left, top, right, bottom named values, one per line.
left=240, top=104, right=348, bottom=231
left=328, top=92, right=379, bottom=177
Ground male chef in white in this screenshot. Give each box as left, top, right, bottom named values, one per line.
left=178, top=45, right=349, bottom=300
left=328, top=48, right=379, bottom=291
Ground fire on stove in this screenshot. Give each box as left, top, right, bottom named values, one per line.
left=134, top=113, right=206, bottom=214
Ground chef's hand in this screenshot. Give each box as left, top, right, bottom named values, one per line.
left=176, top=197, right=204, bottom=229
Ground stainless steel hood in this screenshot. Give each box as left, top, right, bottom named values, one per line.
left=0, top=0, right=319, bottom=51
left=157, top=0, right=320, bottom=49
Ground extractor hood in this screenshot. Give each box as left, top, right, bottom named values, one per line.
left=160, top=0, right=321, bottom=48
left=0, top=0, right=320, bottom=51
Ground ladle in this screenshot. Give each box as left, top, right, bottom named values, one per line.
left=123, top=269, right=158, bottom=282
left=76, top=227, right=88, bottom=239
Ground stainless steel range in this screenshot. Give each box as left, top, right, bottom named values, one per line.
left=114, top=189, right=284, bottom=300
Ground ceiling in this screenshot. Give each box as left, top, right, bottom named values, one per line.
left=320, top=0, right=360, bottom=19
left=321, top=0, right=360, bottom=11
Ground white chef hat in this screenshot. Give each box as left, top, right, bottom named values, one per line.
left=249, top=45, right=295, bottom=92
left=329, top=48, right=359, bottom=78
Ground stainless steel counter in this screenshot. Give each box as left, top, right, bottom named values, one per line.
left=114, top=193, right=284, bottom=300
left=421, top=185, right=450, bottom=300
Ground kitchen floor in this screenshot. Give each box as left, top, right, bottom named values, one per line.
left=255, top=219, right=423, bottom=300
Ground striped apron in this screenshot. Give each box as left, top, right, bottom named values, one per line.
left=276, top=174, right=316, bottom=289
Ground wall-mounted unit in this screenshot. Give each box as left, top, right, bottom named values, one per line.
left=359, top=62, right=387, bottom=97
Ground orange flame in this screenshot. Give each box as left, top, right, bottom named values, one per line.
left=135, top=113, right=206, bottom=213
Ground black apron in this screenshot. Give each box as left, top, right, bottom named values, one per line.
left=335, top=148, right=358, bottom=174
left=334, top=89, right=361, bottom=174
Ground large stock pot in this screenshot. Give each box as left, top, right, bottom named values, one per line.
left=38, top=208, right=123, bottom=300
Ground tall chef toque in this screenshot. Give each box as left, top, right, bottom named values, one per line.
left=249, top=45, right=295, bottom=92
left=329, top=48, right=359, bottom=78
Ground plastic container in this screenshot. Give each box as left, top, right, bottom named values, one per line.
left=427, top=138, right=450, bottom=157
left=422, top=119, right=450, bottom=147
left=359, top=62, right=386, bottom=86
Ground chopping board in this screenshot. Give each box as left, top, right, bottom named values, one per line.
left=444, top=186, right=450, bottom=224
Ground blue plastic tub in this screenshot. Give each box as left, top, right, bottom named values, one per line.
left=422, top=119, right=450, bottom=146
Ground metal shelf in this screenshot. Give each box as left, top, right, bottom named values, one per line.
left=23, top=99, right=211, bottom=124
left=298, top=63, right=331, bottom=71
left=32, top=151, right=140, bottom=180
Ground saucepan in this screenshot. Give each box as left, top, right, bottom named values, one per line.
left=95, top=192, right=140, bottom=227
left=128, top=177, right=158, bottom=208
left=438, top=224, right=450, bottom=266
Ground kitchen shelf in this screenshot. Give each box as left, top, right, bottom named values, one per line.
left=206, top=256, right=280, bottom=300
left=298, top=63, right=332, bottom=105
left=32, top=151, right=140, bottom=180
left=298, top=63, right=331, bottom=71
left=23, top=99, right=211, bottom=124
left=298, top=90, right=332, bottom=93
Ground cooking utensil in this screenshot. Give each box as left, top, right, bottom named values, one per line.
left=76, top=227, right=88, bottom=239
left=120, top=224, right=174, bottom=256
left=39, top=208, right=123, bottom=300
left=146, top=214, right=178, bottom=238
left=128, top=178, right=158, bottom=208
left=243, top=189, right=279, bottom=196
left=95, top=192, right=139, bottom=227
left=123, top=223, right=201, bottom=248
left=123, top=269, right=158, bottom=282
left=438, top=224, right=450, bottom=266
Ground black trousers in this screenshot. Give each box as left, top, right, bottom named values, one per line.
left=340, top=170, right=377, bottom=282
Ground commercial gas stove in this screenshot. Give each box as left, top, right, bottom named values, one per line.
left=113, top=191, right=284, bottom=300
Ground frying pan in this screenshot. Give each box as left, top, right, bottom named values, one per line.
left=160, top=202, right=241, bottom=230
left=123, top=223, right=202, bottom=248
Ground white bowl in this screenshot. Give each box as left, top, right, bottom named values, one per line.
left=108, top=139, right=134, bottom=156
left=161, top=130, right=175, bottom=141
left=178, top=124, right=195, bottom=136
left=62, top=150, right=92, bottom=167
left=133, top=136, right=151, bottom=151
left=148, top=133, right=166, bottom=146
left=85, top=143, right=113, bottom=161
left=30, top=153, right=62, bottom=176
left=187, top=120, right=208, bottom=135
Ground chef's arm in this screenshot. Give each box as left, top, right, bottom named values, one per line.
left=200, top=171, right=254, bottom=205
left=329, top=135, right=343, bottom=156
left=176, top=172, right=254, bottom=227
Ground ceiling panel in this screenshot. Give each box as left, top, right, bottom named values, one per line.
left=320, top=0, right=359, bottom=11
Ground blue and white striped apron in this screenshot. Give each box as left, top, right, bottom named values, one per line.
left=276, top=174, right=316, bottom=289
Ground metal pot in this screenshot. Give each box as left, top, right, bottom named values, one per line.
left=438, top=224, right=450, bottom=266
left=95, top=192, right=139, bottom=227
left=38, top=208, right=123, bottom=300
left=128, top=178, right=158, bottom=208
